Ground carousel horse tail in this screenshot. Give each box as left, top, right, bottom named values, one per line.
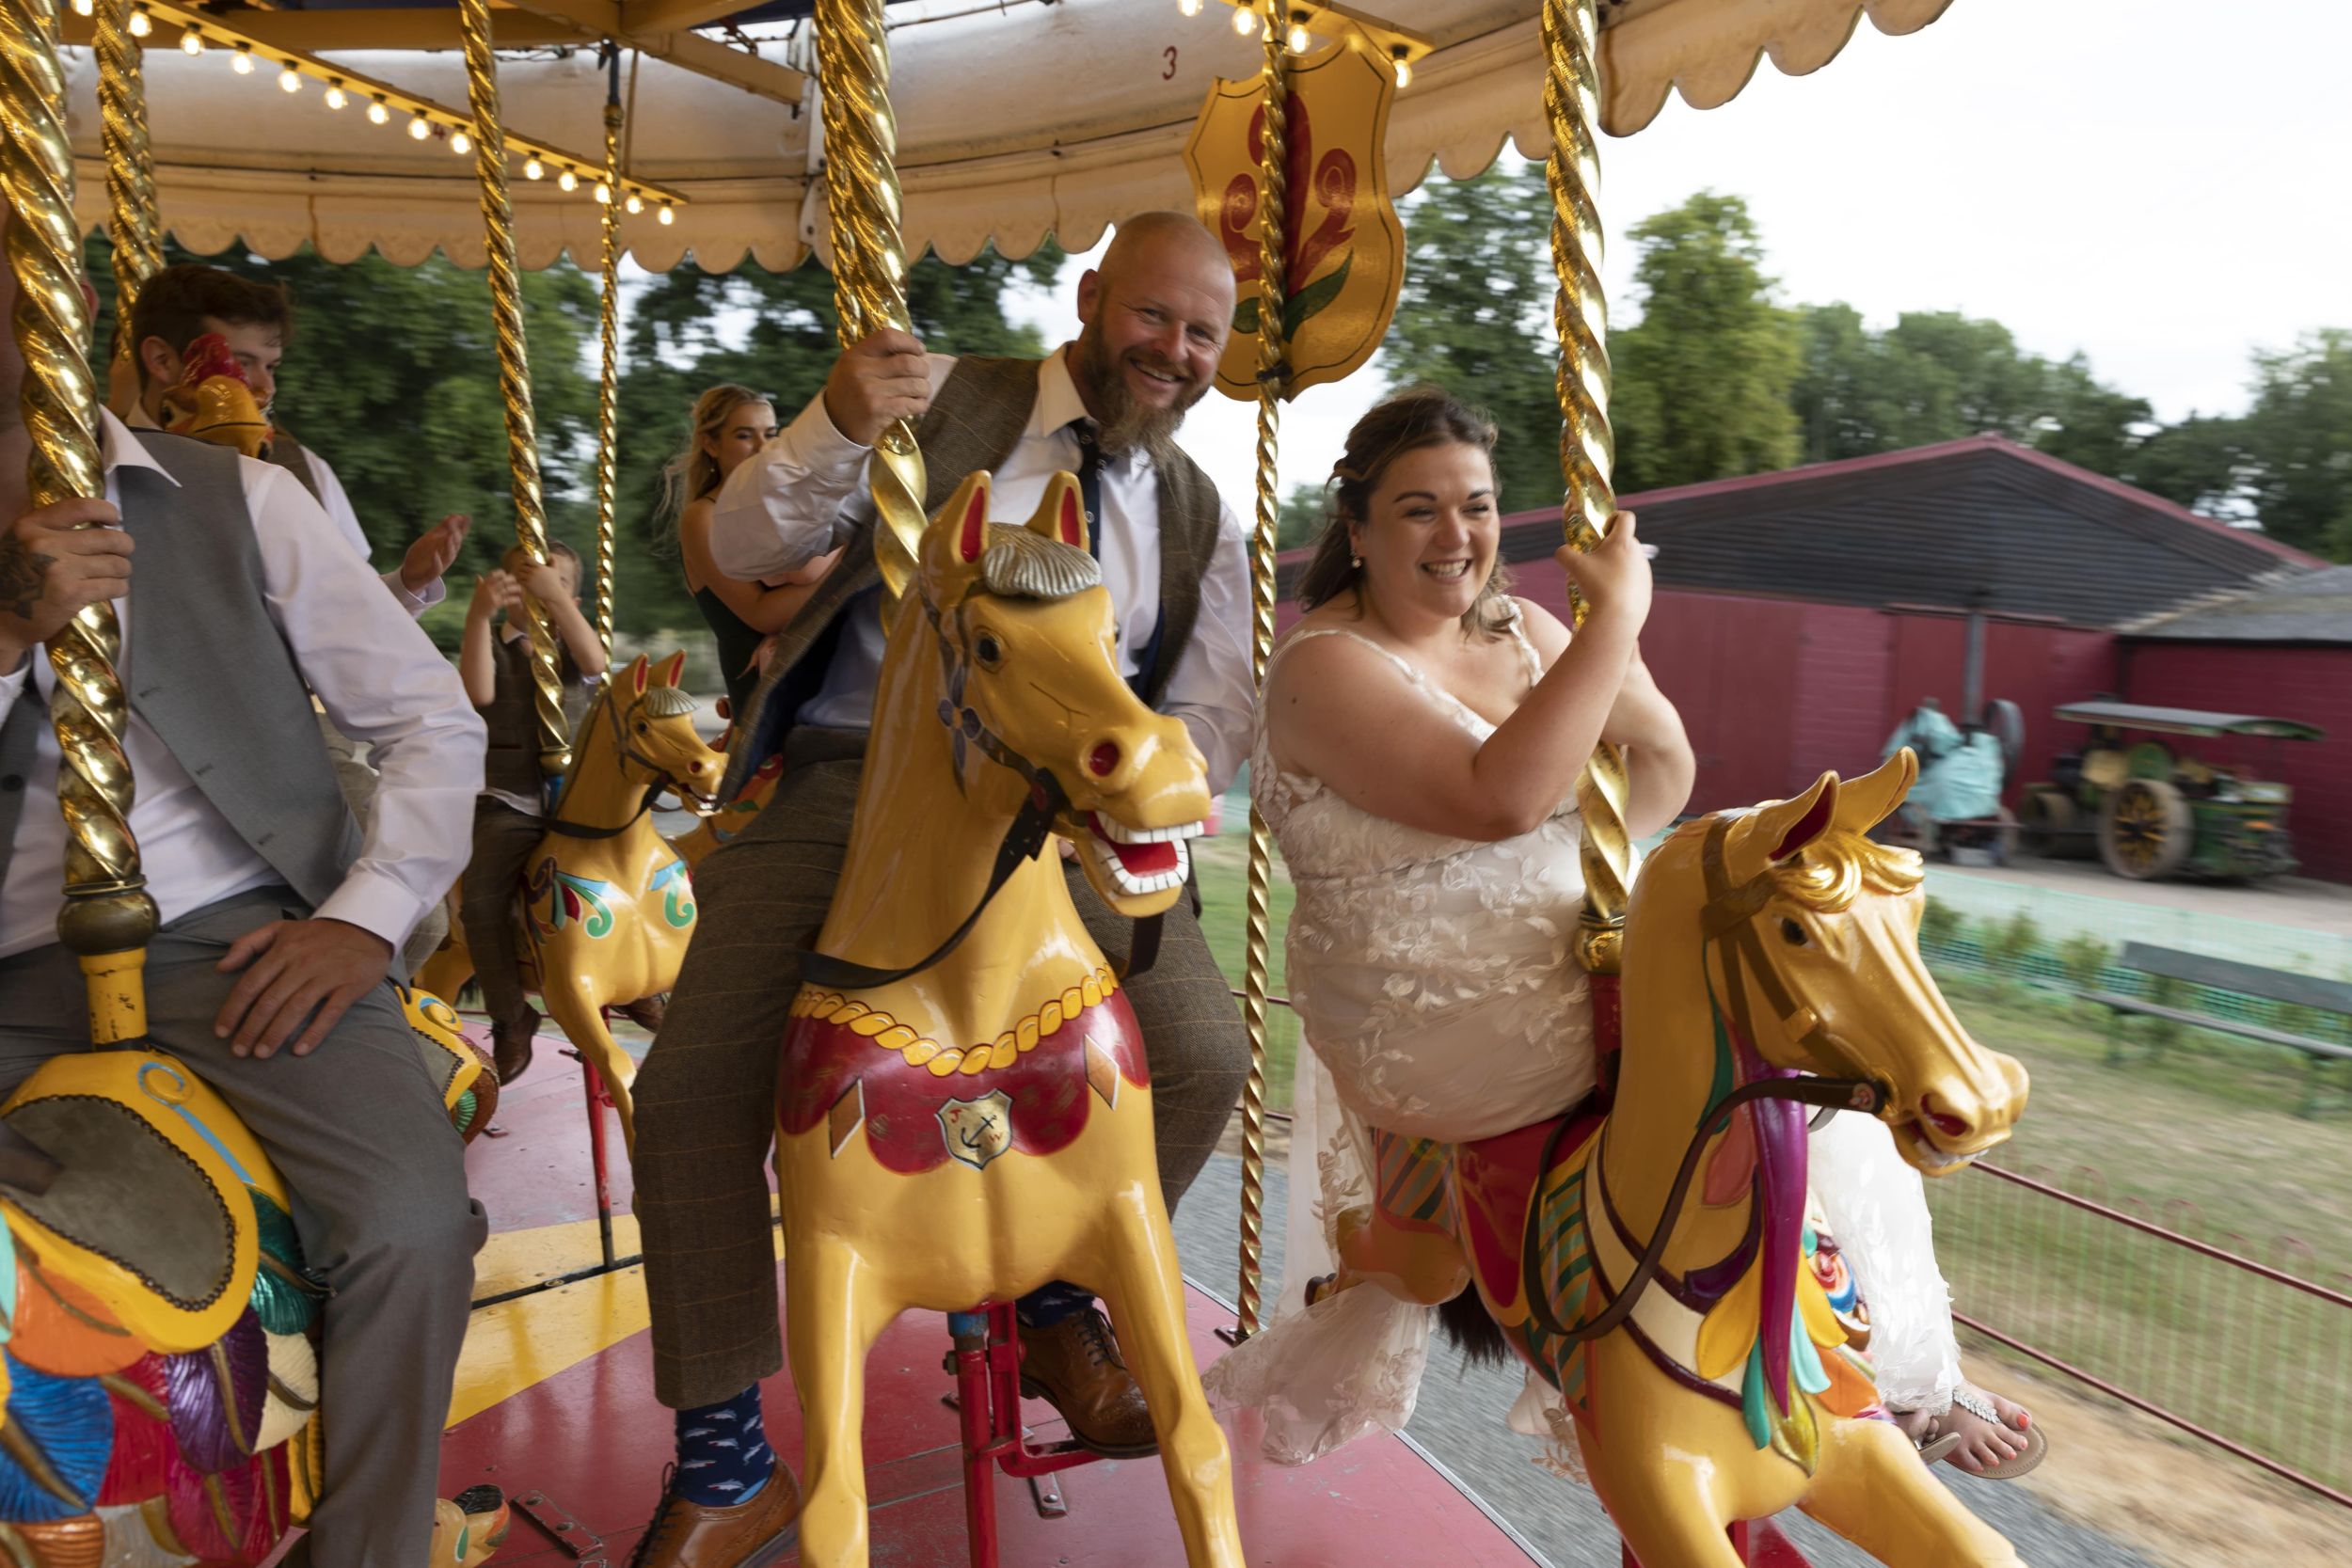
left=1438, top=1291, right=1512, bottom=1370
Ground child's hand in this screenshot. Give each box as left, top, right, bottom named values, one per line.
left=515, top=559, right=571, bottom=604
left=471, top=569, right=522, bottom=614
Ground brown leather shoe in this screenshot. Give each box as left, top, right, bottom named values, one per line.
left=1017, top=1307, right=1158, bottom=1458
left=619, top=993, right=669, bottom=1034
left=492, top=1006, right=541, bottom=1085
left=628, top=1463, right=801, bottom=1568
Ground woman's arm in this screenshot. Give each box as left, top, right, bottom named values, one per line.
left=458, top=571, right=514, bottom=708
left=1606, top=657, right=1696, bottom=838
left=681, top=499, right=844, bottom=635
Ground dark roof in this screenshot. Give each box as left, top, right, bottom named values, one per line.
left=2052, top=702, right=2326, bottom=740
left=2120, top=566, right=2352, bottom=645
left=1275, top=436, right=2320, bottom=627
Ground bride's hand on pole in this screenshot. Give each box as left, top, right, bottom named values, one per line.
left=1554, top=510, right=1651, bottom=632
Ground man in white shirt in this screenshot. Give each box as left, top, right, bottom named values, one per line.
left=0, top=225, right=487, bottom=1566
left=625, top=213, right=1256, bottom=1561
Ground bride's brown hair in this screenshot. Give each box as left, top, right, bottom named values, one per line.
left=1293, top=386, right=1515, bottom=637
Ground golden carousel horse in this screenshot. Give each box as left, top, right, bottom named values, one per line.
left=419, top=652, right=723, bottom=1150
left=1327, top=752, right=2033, bottom=1568
left=0, top=996, right=501, bottom=1564
left=772, top=471, right=1243, bottom=1568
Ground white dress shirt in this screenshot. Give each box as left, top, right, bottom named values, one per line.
left=710, top=346, right=1256, bottom=794
left=123, top=404, right=441, bottom=617
left=0, top=410, right=485, bottom=959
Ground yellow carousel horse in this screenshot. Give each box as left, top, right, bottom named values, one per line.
left=419, top=652, right=723, bottom=1150
left=1332, top=752, right=2033, bottom=1568
left=773, top=471, right=1244, bottom=1568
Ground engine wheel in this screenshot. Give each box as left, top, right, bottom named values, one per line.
left=2100, top=779, right=2194, bottom=880
left=2020, top=788, right=2089, bottom=858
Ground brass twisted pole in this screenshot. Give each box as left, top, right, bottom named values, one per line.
left=0, top=0, right=157, bottom=1041
left=1543, top=0, right=1630, bottom=974
left=813, top=0, right=924, bottom=606
left=1233, top=0, right=1291, bottom=1340
left=96, top=0, right=161, bottom=367
left=457, top=0, right=569, bottom=776
left=590, top=90, right=623, bottom=664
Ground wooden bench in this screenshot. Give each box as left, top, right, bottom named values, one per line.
left=2087, top=942, right=2352, bottom=1116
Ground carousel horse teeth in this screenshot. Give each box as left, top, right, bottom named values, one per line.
left=96, top=1358, right=170, bottom=1508
left=0, top=1355, right=114, bottom=1522
left=162, top=1312, right=266, bottom=1475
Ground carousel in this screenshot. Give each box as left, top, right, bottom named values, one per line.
left=0, top=1, right=2035, bottom=1564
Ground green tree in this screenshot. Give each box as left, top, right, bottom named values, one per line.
left=2034, top=353, right=2155, bottom=479
left=1378, top=162, right=1561, bottom=513
left=1277, top=482, right=1328, bottom=551
left=2237, top=329, right=2352, bottom=559
left=1791, top=302, right=1883, bottom=463
left=2122, top=412, right=2248, bottom=516
left=1609, top=192, right=1801, bottom=494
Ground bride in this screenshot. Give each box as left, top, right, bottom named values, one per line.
left=1204, top=387, right=2038, bottom=1480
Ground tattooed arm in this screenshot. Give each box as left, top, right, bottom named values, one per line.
left=0, top=499, right=133, bottom=684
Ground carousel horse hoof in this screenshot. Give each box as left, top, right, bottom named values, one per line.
left=431, top=1484, right=513, bottom=1565
left=1016, top=1309, right=1160, bottom=1458
left=494, top=1006, right=542, bottom=1085
left=627, top=1463, right=802, bottom=1568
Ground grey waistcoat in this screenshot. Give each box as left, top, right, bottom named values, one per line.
left=0, top=433, right=360, bottom=924
left=723, top=355, right=1225, bottom=796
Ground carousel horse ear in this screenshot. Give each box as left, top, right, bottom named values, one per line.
left=1028, top=472, right=1086, bottom=549
left=1725, top=772, right=1840, bottom=885
left=657, top=650, right=689, bottom=689
left=629, top=656, right=652, bottom=698
left=1831, top=747, right=1918, bottom=838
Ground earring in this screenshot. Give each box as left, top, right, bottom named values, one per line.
left=1350, top=552, right=1363, bottom=569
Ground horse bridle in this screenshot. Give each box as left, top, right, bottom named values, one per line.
left=1521, top=814, right=1888, bottom=1343
left=543, top=678, right=714, bottom=841
left=799, top=580, right=1162, bottom=991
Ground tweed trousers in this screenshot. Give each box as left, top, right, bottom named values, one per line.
left=630, top=727, right=1250, bottom=1409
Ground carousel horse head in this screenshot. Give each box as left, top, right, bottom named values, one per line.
left=159, top=331, right=272, bottom=460
left=593, top=652, right=724, bottom=814
left=910, top=470, right=1211, bottom=918
left=1656, top=747, right=2029, bottom=1175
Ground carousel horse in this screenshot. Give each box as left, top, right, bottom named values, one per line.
left=773, top=471, right=1244, bottom=1568
left=0, top=1007, right=499, bottom=1564
left=1332, top=752, right=2033, bottom=1568
left=159, top=333, right=272, bottom=459
left=418, top=652, right=723, bottom=1150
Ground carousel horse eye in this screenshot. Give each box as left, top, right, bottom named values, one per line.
left=635, top=721, right=649, bottom=735
left=974, top=632, right=1004, bottom=670
left=1779, top=918, right=1808, bottom=947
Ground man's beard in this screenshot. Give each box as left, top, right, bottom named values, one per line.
left=1073, top=327, right=1209, bottom=465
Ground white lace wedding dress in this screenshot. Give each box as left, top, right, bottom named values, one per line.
left=1202, top=610, right=1963, bottom=1468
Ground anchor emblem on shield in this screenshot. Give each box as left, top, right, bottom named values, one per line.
left=938, top=1090, right=1015, bottom=1171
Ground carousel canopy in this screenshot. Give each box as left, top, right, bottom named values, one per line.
left=59, top=0, right=1951, bottom=271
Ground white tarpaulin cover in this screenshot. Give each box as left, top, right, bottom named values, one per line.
left=60, top=0, right=1951, bottom=271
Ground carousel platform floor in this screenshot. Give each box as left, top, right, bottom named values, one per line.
left=443, top=1039, right=1545, bottom=1567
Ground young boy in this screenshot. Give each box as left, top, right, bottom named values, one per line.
left=458, top=539, right=609, bottom=1082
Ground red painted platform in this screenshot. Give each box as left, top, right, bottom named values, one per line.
left=451, top=1035, right=1544, bottom=1566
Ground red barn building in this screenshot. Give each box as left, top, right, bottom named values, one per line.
left=1273, top=436, right=2352, bottom=879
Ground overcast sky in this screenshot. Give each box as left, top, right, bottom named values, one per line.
left=1009, top=0, right=2352, bottom=523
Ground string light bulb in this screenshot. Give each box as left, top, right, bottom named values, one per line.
left=1177, top=0, right=1201, bottom=13
left=594, top=180, right=612, bottom=205
left=523, top=154, right=545, bottom=180
left=657, top=200, right=675, bottom=227
left=70, top=0, right=91, bottom=18
left=367, top=93, right=389, bottom=124
left=324, top=79, right=347, bottom=110
left=450, top=128, right=473, bottom=155
left=407, top=111, right=432, bottom=141
left=557, top=165, right=579, bottom=193
left=1231, top=6, right=1253, bottom=36
left=624, top=192, right=644, bottom=215
left=179, top=25, right=204, bottom=55
left=127, top=4, right=151, bottom=38
left=230, top=41, right=255, bottom=74
left=1391, top=44, right=1410, bottom=87
left=1286, top=12, right=1310, bottom=52
left=278, top=61, right=302, bottom=92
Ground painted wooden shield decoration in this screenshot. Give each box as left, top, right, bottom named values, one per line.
left=938, top=1092, right=1016, bottom=1172
left=1184, top=33, right=1405, bottom=402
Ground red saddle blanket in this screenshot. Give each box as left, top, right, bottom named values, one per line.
left=777, top=981, right=1150, bottom=1176
left=1454, top=1107, right=1605, bottom=1323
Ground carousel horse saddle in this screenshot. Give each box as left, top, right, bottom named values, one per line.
left=1451, top=1107, right=1607, bottom=1342
left=777, top=966, right=1147, bottom=1176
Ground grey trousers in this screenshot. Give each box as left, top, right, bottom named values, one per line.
left=631, top=727, right=1252, bottom=1409
left=0, top=886, right=487, bottom=1568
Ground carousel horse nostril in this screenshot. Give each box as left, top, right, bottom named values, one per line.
left=1921, top=1096, right=1974, bottom=1141
left=1089, top=741, right=1121, bottom=778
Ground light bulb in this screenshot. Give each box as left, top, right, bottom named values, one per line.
left=367, top=94, right=389, bottom=125
left=179, top=26, right=204, bottom=55
left=1177, top=0, right=1201, bottom=14
left=657, top=201, right=675, bottom=227
left=1286, top=15, right=1310, bottom=52
left=1232, top=7, right=1254, bottom=36
left=557, top=166, right=579, bottom=193
left=523, top=155, right=545, bottom=180
left=1391, top=47, right=1410, bottom=88
left=278, top=63, right=302, bottom=92
left=231, top=43, right=254, bottom=74
left=127, top=5, right=151, bottom=38
left=624, top=192, right=644, bottom=215
left=407, top=112, right=431, bottom=141
left=450, top=128, right=473, bottom=155
left=70, top=0, right=92, bottom=19
left=324, top=80, right=347, bottom=110
left=594, top=180, right=612, bottom=205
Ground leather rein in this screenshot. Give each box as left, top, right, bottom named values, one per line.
left=542, top=678, right=713, bottom=842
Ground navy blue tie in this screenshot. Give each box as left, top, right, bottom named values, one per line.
left=1065, top=420, right=1163, bottom=698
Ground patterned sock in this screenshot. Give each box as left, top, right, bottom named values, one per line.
left=1016, top=1279, right=1097, bottom=1329
left=672, top=1385, right=772, bottom=1507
